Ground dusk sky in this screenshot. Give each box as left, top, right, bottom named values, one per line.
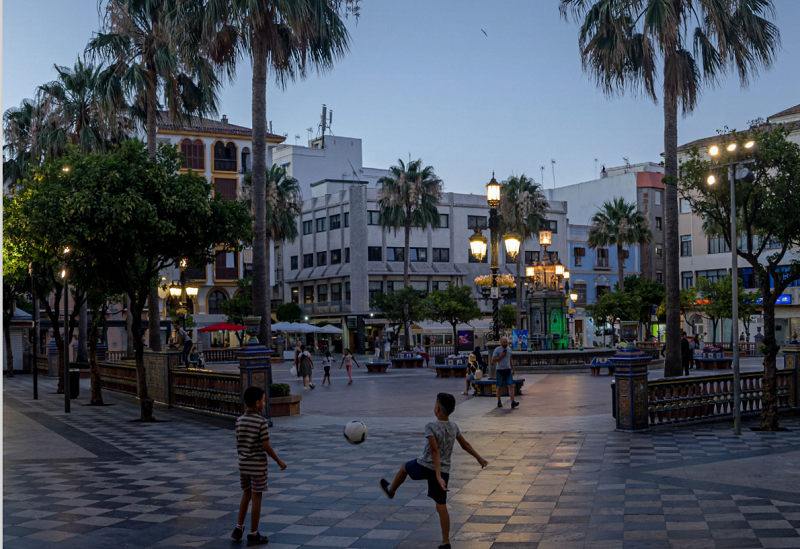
left=4, top=1, right=799, bottom=195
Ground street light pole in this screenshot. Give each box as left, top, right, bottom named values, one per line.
left=62, top=251, right=71, bottom=414
left=489, top=206, right=500, bottom=342
left=29, top=262, right=38, bottom=400
left=729, top=164, right=741, bottom=435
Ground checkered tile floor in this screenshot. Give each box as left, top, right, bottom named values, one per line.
left=5, top=376, right=800, bottom=548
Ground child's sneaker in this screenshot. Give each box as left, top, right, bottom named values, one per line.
left=231, top=526, right=244, bottom=540
left=246, top=532, right=269, bottom=546
left=379, top=478, right=394, bottom=499
left=438, top=544, right=451, bottom=549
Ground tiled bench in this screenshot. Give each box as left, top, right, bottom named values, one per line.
left=435, top=366, right=468, bottom=378
left=472, top=379, right=525, bottom=397
left=366, top=361, right=390, bottom=373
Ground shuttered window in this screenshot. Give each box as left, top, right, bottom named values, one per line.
left=215, top=250, right=238, bottom=280
left=215, top=178, right=237, bottom=201
left=180, top=139, right=205, bottom=170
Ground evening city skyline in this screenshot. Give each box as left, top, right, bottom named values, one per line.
left=4, top=0, right=799, bottom=195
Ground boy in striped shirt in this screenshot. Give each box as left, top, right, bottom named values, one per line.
left=232, top=387, right=286, bottom=546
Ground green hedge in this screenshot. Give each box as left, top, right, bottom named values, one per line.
left=269, top=383, right=291, bottom=398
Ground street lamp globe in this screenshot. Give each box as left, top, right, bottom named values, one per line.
left=555, top=263, right=565, bottom=277
left=745, top=140, right=756, bottom=150
left=539, top=230, right=552, bottom=248
left=486, top=175, right=501, bottom=207
left=570, top=292, right=578, bottom=302
left=525, top=265, right=535, bottom=278
left=169, top=284, right=182, bottom=297
left=707, top=174, right=716, bottom=185
left=185, top=286, right=199, bottom=297
left=469, top=230, right=488, bottom=263
left=709, top=145, right=720, bottom=157
left=563, top=270, right=570, bottom=280
left=727, top=143, right=737, bottom=152
left=504, top=230, right=522, bottom=261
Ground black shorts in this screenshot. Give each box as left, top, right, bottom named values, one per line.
left=324, top=366, right=330, bottom=374
left=404, top=459, right=449, bottom=505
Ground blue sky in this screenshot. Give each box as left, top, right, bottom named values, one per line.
left=4, top=1, right=799, bottom=194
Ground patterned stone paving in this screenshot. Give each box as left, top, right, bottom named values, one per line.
left=5, top=375, right=800, bottom=549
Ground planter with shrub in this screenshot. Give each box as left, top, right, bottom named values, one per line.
left=268, top=383, right=301, bottom=417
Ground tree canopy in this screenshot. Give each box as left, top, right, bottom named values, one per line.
left=424, top=285, right=482, bottom=350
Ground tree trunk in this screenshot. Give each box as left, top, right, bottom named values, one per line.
left=662, top=84, right=682, bottom=377
left=761, top=298, right=780, bottom=430
left=130, top=297, right=154, bottom=422
left=452, top=322, right=459, bottom=355
left=265, top=229, right=273, bottom=348
left=125, top=295, right=135, bottom=357
left=617, top=243, right=625, bottom=291
left=145, top=75, right=162, bottom=352
left=712, top=320, right=718, bottom=344
left=251, top=33, right=269, bottom=344
left=516, top=241, right=524, bottom=329
left=403, top=219, right=412, bottom=350
left=5, top=320, right=14, bottom=377
left=77, top=297, right=88, bottom=362
left=43, top=289, right=65, bottom=393
left=88, top=319, right=103, bottom=406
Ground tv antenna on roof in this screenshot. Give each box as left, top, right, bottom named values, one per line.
left=294, top=134, right=300, bottom=145
left=623, top=156, right=631, bottom=168
left=551, top=159, right=557, bottom=188
left=319, top=104, right=333, bottom=148
left=594, top=158, right=599, bottom=179
left=306, top=127, right=314, bottom=143
left=540, top=165, right=545, bottom=186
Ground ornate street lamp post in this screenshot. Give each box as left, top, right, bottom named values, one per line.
left=170, top=259, right=199, bottom=331
left=470, top=174, right=521, bottom=342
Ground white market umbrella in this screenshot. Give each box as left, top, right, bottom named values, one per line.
left=314, top=325, right=343, bottom=334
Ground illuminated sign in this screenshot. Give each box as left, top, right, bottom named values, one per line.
left=756, top=294, right=792, bottom=305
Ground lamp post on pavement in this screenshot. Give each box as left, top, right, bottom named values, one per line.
left=169, top=259, right=199, bottom=331
left=61, top=246, right=72, bottom=413
left=707, top=139, right=757, bottom=436
left=469, top=174, right=521, bottom=343
left=29, top=262, right=39, bottom=400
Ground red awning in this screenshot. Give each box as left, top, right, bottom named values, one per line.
left=198, top=322, right=246, bottom=333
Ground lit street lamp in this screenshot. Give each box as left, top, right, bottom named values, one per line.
left=707, top=139, right=757, bottom=436
left=470, top=174, right=521, bottom=342
left=62, top=246, right=71, bottom=413
left=170, top=258, right=198, bottom=330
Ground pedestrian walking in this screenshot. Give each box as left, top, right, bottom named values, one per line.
left=173, top=322, right=193, bottom=366
left=231, top=387, right=286, bottom=546
left=379, top=393, right=488, bottom=549
left=681, top=332, right=692, bottom=376
left=688, top=334, right=697, bottom=370
left=339, top=348, right=360, bottom=385
left=492, top=337, right=519, bottom=409
left=321, top=351, right=333, bottom=386
left=293, top=340, right=302, bottom=377
left=298, top=344, right=315, bottom=390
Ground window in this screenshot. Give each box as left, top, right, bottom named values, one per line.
left=180, top=138, right=204, bottom=170
left=387, top=248, right=404, bottom=262
left=433, top=248, right=450, bottom=262
left=330, top=214, right=341, bottom=230
left=696, top=269, right=727, bottom=283
left=682, top=271, right=694, bottom=289
left=573, top=247, right=584, bottom=266
left=387, top=281, right=394, bottom=293
left=596, top=248, right=609, bottom=268
left=241, top=147, right=251, bottom=173
left=207, top=290, right=228, bottom=314
left=317, top=284, right=328, bottom=302
left=739, top=268, right=757, bottom=289
left=367, top=211, right=380, bottom=225
left=331, top=249, right=341, bottom=264
left=345, top=248, right=350, bottom=263
left=771, top=266, right=800, bottom=288
left=432, top=281, right=442, bottom=291
left=345, top=281, right=351, bottom=300
left=304, top=286, right=314, bottom=304
left=302, top=220, right=312, bottom=235
left=655, top=217, right=662, bottom=230
left=709, top=236, right=730, bottom=254
left=290, top=256, right=298, bottom=270
left=546, top=251, right=559, bottom=261
left=215, top=250, right=238, bottom=279
left=655, top=191, right=662, bottom=205
left=317, top=252, right=327, bottom=266
left=655, top=246, right=663, bottom=258
left=526, top=251, right=540, bottom=264
left=544, top=219, right=558, bottom=233
left=316, top=218, right=326, bottom=233
left=368, top=247, right=382, bottom=261
left=574, top=282, right=587, bottom=305
left=214, top=178, right=237, bottom=201
left=656, top=271, right=663, bottom=283
left=344, top=212, right=350, bottom=227
left=680, top=199, right=692, bottom=213
left=303, top=253, right=313, bottom=268
left=244, top=262, right=253, bottom=278
left=291, top=287, right=299, bottom=304
left=439, top=214, right=449, bottom=228
left=413, top=248, right=427, bottom=262
left=596, top=285, right=610, bottom=299
left=468, top=249, right=487, bottom=263
left=411, top=281, right=428, bottom=293
left=468, top=216, right=487, bottom=230
left=369, top=281, right=382, bottom=300
left=387, top=247, right=426, bottom=262
left=331, top=283, right=342, bottom=301
left=681, top=235, right=692, bottom=257
left=213, top=141, right=237, bottom=171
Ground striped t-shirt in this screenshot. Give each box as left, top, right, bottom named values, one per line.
left=236, top=411, right=270, bottom=476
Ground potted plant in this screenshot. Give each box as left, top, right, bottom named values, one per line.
left=268, top=383, right=302, bottom=417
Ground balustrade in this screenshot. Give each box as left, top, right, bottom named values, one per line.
left=171, top=370, right=242, bottom=416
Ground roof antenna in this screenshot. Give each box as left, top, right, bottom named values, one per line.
left=320, top=104, right=327, bottom=149
left=540, top=165, right=545, bottom=186
left=594, top=158, right=598, bottom=179
left=551, top=159, right=557, bottom=188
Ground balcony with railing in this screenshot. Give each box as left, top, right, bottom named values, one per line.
left=595, top=256, right=610, bottom=269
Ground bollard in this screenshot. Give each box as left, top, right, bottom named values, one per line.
left=611, top=343, right=651, bottom=431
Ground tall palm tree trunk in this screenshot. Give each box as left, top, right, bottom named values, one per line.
left=130, top=297, right=154, bottom=421
left=761, top=297, right=779, bottom=430
left=663, top=85, right=682, bottom=377
left=403, top=219, right=411, bottom=350
left=516, top=241, right=525, bottom=329
left=251, top=34, right=269, bottom=344
left=145, top=67, right=162, bottom=352
left=617, top=243, right=625, bottom=292
left=265, top=229, right=273, bottom=347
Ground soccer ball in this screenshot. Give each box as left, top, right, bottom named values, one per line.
left=343, top=420, right=368, bottom=445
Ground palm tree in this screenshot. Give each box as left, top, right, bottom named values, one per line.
left=243, top=165, right=302, bottom=341
left=378, top=158, right=443, bottom=349
left=89, top=0, right=223, bottom=351
left=199, top=0, right=353, bottom=344
left=500, top=174, right=548, bottom=330
left=588, top=198, right=652, bottom=292
left=560, top=0, right=780, bottom=375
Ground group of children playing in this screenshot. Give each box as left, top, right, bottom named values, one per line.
left=293, top=345, right=362, bottom=388
left=235, top=388, right=486, bottom=548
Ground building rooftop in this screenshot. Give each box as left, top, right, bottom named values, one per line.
left=156, top=111, right=285, bottom=141
left=769, top=103, right=800, bottom=120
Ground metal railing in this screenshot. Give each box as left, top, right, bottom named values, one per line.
left=596, top=257, right=610, bottom=268
left=98, top=362, right=138, bottom=396
left=171, top=369, right=242, bottom=416
left=647, top=370, right=794, bottom=427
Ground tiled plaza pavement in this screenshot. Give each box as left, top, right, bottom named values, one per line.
left=5, top=373, right=800, bottom=549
